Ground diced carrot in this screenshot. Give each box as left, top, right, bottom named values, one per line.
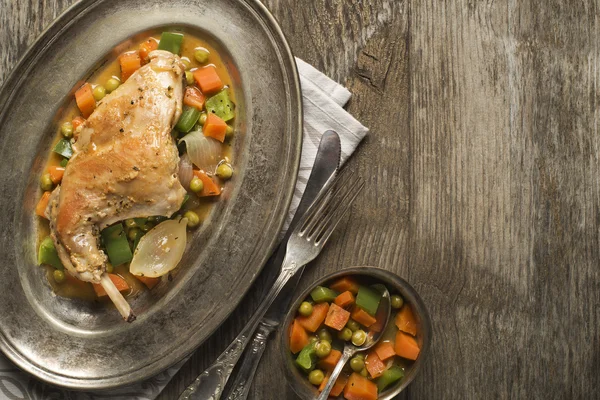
left=47, top=166, right=65, bottom=184
left=334, top=291, right=355, bottom=308
left=394, top=331, right=420, bottom=360
left=365, top=351, right=386, bottom=379
left=92, top=274, right=130, bottom=297
left=183, top=86, right=206, bottom=110
left=370, top=305, right=387, bottom=333
left=318, top=349, right=342, bottom=371
left=75, top=83, right=96, bottom=118
left=374, top=341, right=396, bottom=361
left=395, top=305, right=417, bottom=336
left=319, top=372, right=348, bottom=397
left=325, top=303, right=351, bottom=331
left=119, top=51, right=141, bottom=81
left=289, top=319, right=310, bottom=354
left=138, top=38, right=158, bottom=63
left=203, top=113, right=228, bottom=142
left=135, top=275, right=160, bottom=289
left=36, top=191, right=51, bottom=218
left=193, top=65, right=223, bottom=94
left=297, top=302, right=329, bottom=332
left=351, top=306, right=377, bottom=328
left=329, top=277, right=360, bottom=294
left=343, top=373, right=378, bottom=400
left=72, top=116, right=85, bottom=131
left=192, top=170, right=221, bottom=197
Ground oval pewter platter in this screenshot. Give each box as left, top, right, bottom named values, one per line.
left=0, top=0, right=301, bottom=390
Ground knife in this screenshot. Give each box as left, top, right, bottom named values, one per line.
left=221, top=130, right=341, bottom=400
left=179, top=130, right=341, bottom=400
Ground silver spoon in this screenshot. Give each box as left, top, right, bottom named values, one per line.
left=316, top=284, right=391, bottom=400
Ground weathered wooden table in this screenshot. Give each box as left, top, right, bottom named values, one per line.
left=2, top=0, right=599, bottom=398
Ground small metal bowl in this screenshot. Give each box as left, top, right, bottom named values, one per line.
left=279, top=267, right=432, bottom=400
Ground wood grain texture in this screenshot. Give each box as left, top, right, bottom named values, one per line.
left=1, top=0, right=599, bottom=399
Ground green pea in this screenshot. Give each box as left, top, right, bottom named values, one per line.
left=337, top=327, right=353, bottom=341
left=105, top=78, right=121, bottom=93
left=105, top=263, right=114, bottom=274
left=198, top=112, right=207, bottom=125
left=194, top=48, right=210, bottom=64
left=317, top=328, right=332, bottom=342
left=298, top=301, right=313, bottom=317
left=216, top=163, right=233, bottom=180
left=53, top=269, right=66, bottom=284
left=40, top=173, right=53, bottom=191
left=315, top=340, right=332, bottom=358
left=189, top=177, right=204, bottom=193
left=309, top=336, right=319, bottom=344
left=181, top=58, right=191, bottom=70
left=185, top=71, right=194, bottom=85
left=360, top=367, right=368, bottom=377
left=225, top=125, right=234, bottom=141
left=351, top=329, right=367, bottom=346
left=346, top=319, right=360, bottom=332
left=391, top=294, right=404, bottom=309
left=93, top=85, right=106, bottom=101
left=61, top=122, right=74, bottom=138
left=127, top=227, right=143, bottom=241
left=350, top=356, right=365, bottom=372
left=125, top=219, right=137, bottom=229
left=184, top=210, right=200, bottom=228
left=308, top=369, right=325, bottom=386
left=354, top=353, right=365, bottom=360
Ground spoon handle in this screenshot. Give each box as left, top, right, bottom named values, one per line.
left=178, top=261, right=297, bottom=400
left=316, top=347, right=354, bottom=400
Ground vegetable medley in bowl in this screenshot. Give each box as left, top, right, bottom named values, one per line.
left=281, top=268, right=432, bottom=400
left=35, top=29, right=237, bottom=321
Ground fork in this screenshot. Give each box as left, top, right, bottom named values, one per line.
left=179, top=170, right=365, bottom=400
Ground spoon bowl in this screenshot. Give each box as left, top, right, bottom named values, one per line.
left=316, top=284, right=391, bottom=400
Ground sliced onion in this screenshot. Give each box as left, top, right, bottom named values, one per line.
left=178, top=152, right=194, bottom=190
left=180, top=130, right=221, bottom=173
left=130, top=218, right=188, bottom=278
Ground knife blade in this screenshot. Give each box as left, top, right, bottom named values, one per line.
left=221, top=130, right=341, bottom=400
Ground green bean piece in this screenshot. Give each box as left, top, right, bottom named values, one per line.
left=101, top=223, right=133, bottom=266
left=53, top=139, right=73, bottom=159
left=176, top=106, right=201, bottom=133
left=38, top=236, right=64, bottom=270
left=158, top=32, right=184, bottom=55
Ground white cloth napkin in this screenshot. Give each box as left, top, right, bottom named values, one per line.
left=0, top=58, right=368, bottom=400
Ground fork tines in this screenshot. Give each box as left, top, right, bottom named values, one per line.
left=297, top=168, right=365, bottom=244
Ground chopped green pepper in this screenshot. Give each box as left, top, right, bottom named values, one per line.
left=176, top=106, right=201, bottom=133
left=101, top=223, right=133, bottom=266
left=157, top=32, right=184, bottom=55
left=356, top=285, right=382, bottom=316
left=310, top=286, right=339, bottom=303
left=295, top=342, right=318, bottom=373
left=38, top=236, right=64, bottom=270
left=377, top=366, right=404, bottom=392
left=59, top=158, right=68, bottom=167
left=205, top=89, right=235, bottom=121
left=53, top=139, right=73, bottom=159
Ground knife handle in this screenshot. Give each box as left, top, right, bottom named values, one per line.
left=223, top=321, right=275, bottom=400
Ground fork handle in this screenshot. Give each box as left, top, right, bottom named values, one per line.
left=178, top=258, right=298, bottom=400
left=223, top=321, right=276, bottom=400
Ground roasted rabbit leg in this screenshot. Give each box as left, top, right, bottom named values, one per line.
left=47, top=50, right=187, bottom=321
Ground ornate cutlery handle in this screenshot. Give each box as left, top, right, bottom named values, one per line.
left=178, top=259, right=297, bottom=400
left=223, top=321, right=276, bottom=400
